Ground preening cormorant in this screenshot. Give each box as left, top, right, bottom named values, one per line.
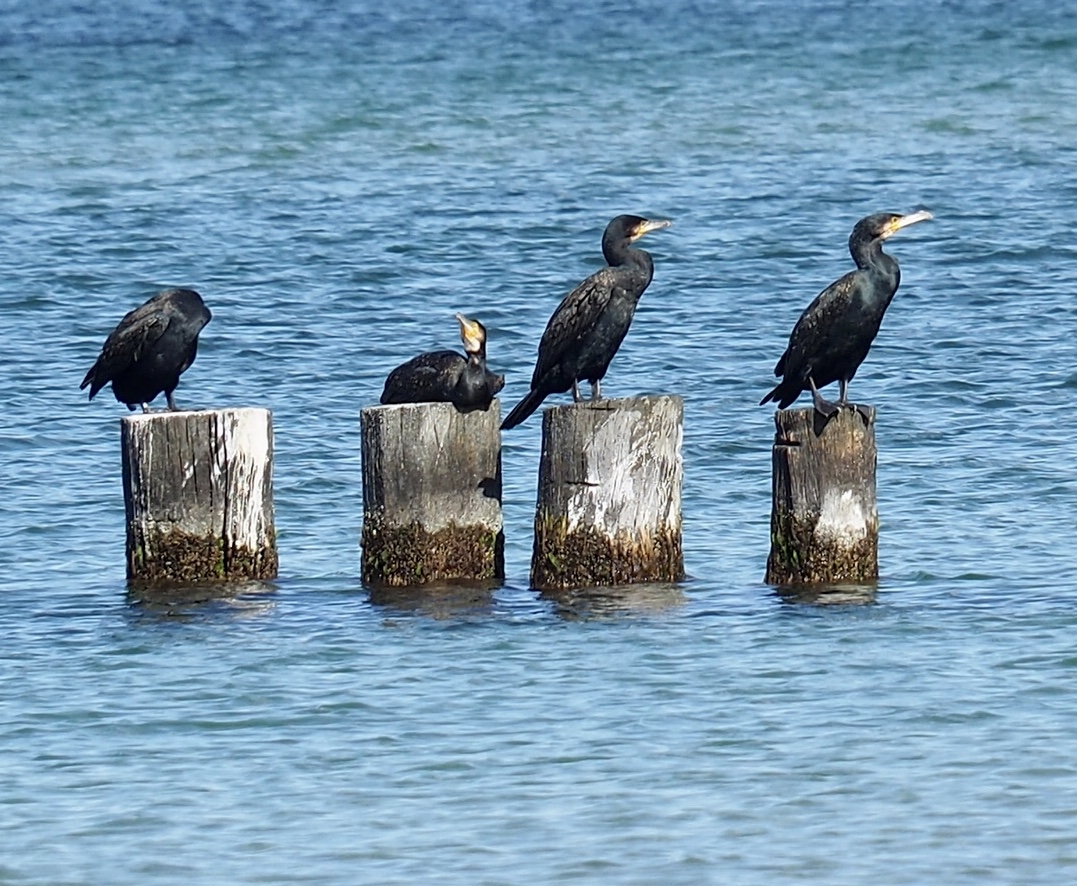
left=380, top=313, right=504, bottom=410
left=759, top=210, right=933, bottom=417
left=81, top=288, right=212, bottom=412
left=500, top=214, right=672, bottom=430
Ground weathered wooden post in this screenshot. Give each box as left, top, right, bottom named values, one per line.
left=121, top=407, right=278, bottom=583
left=531, top=395, right=684, bottom=591
left=766, top=407, right=878, bottom=585
left=360, top=401, right=503, bottom=587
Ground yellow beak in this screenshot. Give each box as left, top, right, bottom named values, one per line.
left=884, top=210, right=933, bottom=238
left=630, top=218, right=673, bottom=242
left=454, top=313, right=484, bottom=352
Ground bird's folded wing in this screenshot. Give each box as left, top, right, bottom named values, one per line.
left=532, top=268, right=617, bottom=382
left=95, top=310, right=172, bottom=379
left=783, top=272, right=857, bottom=374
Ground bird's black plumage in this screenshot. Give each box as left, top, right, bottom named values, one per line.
left=380, top=313, right=504, bottom=410
left=501, top=214, right=672, bottom=430
left=81, top=288, right=212, bottom=412
left=760, top=210, right=933, bottom=416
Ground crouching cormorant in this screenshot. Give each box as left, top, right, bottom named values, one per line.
left=760, top=210, right=933, bottom=417
left=500, top=213, right=672, bottom=430
left=81, top=287, right=212, bottom=412
left=380, top=313, right=504, bottom=410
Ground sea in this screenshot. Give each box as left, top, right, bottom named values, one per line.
left=2, top=1, right=1077, bottom=883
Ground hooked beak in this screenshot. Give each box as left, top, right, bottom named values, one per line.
left=630, top=218, right=673, bottom=242
left=454, top=312, right=485, bottom=354
left=882, top=209, right=933, bottom=239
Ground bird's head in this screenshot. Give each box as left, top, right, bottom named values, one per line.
left=609, top=214, right=674, bottom=243
left=455, top=313, right=487, bottom=355
left=601, top=215, right=673, bottom=263
left=853, top=210, right=934, bottom=244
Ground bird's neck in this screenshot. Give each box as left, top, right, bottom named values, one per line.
left=851, top=241, right=901, bottom=304
left=603, top=240, right=651, bottom=268
left=852, top=237, right=900, bottom=271
left=853, top=239, right=897, bottom=273
left=603, top=243, right=655, bottom=293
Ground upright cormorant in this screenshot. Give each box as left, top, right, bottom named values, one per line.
left=500, top=214, right=672, bottom=430
left=380, top=313, right=504, bottom=410
left=760, top=210, right=933, bottom=416
left=81, top=288, right=212, bottom=412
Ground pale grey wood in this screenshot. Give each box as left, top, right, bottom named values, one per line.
left=360, top=400, right=503, bottom=586
left=766, top=406, right=878, bottom=585
left=531, top=395, right=684, bottom=590
left=121, top=408, right=277, bottom=583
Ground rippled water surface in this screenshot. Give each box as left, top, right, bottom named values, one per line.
left=3, top=1, right=1077, bottom=883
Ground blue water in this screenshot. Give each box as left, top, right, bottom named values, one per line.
left=3, top=1, right=1077, bottom=882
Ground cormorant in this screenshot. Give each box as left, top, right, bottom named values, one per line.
left=760, top=210, right=933, bottom=417
left=500, top=213, right=672, bottom=430
left=380, top=313, right=504, bottom=410
left=81, top=288, right=212, bottom=412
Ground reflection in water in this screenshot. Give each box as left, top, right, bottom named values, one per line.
left=367, top=580, right=499, bottom=620
left=126, top=579, right=278, bottom=621
left=774, top=581, right=878, bottom=606
left=541, top=582, right=687, bottom=621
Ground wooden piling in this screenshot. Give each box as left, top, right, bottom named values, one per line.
left=531, top=395, right=684, bottom=591
left=766, top=407, right=878, bottom=585
left=360, top=401, right=503, bottom=587
left=121, top=408, right=278, bottom=583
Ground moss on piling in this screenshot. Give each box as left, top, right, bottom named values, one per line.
left=531, top=511, right=684, bottom=591
left=224, top=529, right=278, bottom=581
left=127, top=527, right=278, bottom=584
left=765, top=514, right=878, bottom=585
left=361, top=515, right=504, bottom=588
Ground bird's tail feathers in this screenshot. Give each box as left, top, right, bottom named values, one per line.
left=500, top=388, right=546, bottom=430
left=759, top=380, right=799, bottom=409
left=80, top=365, right=102, bottom=399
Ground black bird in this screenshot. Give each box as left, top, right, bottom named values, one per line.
left=500, top=214, right=672, bottom=430
left=81, top=288, right=212, bottom=412
left=380, top=313, right=504, bottom=410
left=760, top=210, right=933, bottom=417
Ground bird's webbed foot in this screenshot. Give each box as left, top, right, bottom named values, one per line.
left=817, top=397, right=872, bottom=425
left=849, top=402, right=874, bottom=424
left=834, top=380, right=872, bottom=423
left=572, top=380, right=583, bottom=402
left=590, top=379, right=602, bottom=401
left=809, top=379, right=840, bottom=419
left=166, top=392, right=181, bottom=412
left=811, top=385, right=872, bottom=425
